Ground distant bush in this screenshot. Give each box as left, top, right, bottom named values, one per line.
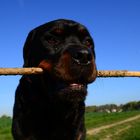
left=122, top=101, right=140, bottom=111
left=86, top=101, right=140, bottom=113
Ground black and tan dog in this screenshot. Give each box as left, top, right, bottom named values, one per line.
left=12, top=19, right=97, bottom=140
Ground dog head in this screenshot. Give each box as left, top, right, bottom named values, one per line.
left=23, top=19, right=97, bottom=102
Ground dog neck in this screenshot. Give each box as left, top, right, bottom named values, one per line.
left=46, top=99, right=86, bottom=140
left=23, top=75, right=86, bottom=140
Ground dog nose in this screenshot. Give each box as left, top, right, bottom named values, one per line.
left=72, top=48, right=93, bottom=65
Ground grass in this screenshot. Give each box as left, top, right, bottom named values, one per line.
left=86, top=111, right=140, bottom=140
left=0, top=116, right=13, bottom=140
left=85, top=111, right=140, bottom=129
left=0, top=111, right=140, bottom=140
left=115, top=119, right=140, bottom=140
left=87, top=115, right=140, bottom=140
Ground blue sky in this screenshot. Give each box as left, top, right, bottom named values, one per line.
left=0, top=0, right=140, bottom=116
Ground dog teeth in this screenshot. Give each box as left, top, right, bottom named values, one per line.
left=70, top=83, right=84, bottom=89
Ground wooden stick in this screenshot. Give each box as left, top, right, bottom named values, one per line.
left=0, top=68, right=43, bottom=75
left=97, top=70, right=140, bottom=78
left=0, top=68, right=140, bottom=77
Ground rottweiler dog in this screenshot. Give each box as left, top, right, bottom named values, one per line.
left=12, top=19, right=97, bottom=140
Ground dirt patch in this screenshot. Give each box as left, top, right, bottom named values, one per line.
left=87, top=114, right=140, bottom=135
left=103, top=125, right=131, bottom=140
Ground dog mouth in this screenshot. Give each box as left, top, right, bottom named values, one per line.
left=58, top=82, right=87, bottom=92
left=69, top=83, right=86, bottom=91
left=57, top=82, right=87, bottom=102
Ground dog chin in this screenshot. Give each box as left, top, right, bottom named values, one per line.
left=57, top=83, right=87, bottom=102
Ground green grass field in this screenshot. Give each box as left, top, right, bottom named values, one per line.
left=0, top=116, right=12, bottom=140
left=0, top=111, right=140, bottom=140
left=85, top=111, right=140, bottom=129
left=86, top=111, right=140, bottom=140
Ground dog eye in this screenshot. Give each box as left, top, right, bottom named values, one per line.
left=84, top=38, right=92, bottom=48
left=46, top=36, right=60, bottom=45
left=79, top=27, right=86, bottom=35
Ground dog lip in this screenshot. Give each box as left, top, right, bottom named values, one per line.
left=58, top=82, right=87, bottom=91
left=69, top=83, right=87, bottom=91
left=72, top=57, right=91, bottom=65
left=70, top=83, right=84, bottom=87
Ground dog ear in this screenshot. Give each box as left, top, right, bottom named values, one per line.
left=23, top=30, right=36, bottom=67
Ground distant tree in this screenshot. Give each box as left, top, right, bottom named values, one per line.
left=86, top=106, right=97, bottom=113
left=122, top=101, right=140, bottom=111
left=85, top=100, right=140, bottom=113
